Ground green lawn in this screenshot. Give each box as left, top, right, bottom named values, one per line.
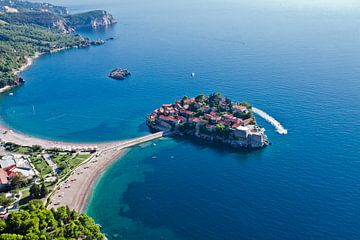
left=30, top=155, right=52, bottom=177
left=69, top=153, right=91, bottom=168
left=51, top=152, right=91, bottom=178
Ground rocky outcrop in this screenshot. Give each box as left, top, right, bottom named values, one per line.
left=65, top=10, right=117, bottom=29
left=109, top=68, right=131, bottom=80
left=0, top=9, right=116, bottom=33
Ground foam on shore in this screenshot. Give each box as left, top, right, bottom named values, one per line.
left=252, top=107, right=288, bottom=135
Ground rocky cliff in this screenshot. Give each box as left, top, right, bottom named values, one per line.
left=0, top=2, right=116, bottom=32
left=65, top=10, right=117, bottom=29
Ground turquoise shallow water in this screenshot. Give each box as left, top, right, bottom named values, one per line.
left=2, top=0, right=360, bottom=239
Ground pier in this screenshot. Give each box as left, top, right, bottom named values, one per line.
left=101, top=131, right=164, bottom=152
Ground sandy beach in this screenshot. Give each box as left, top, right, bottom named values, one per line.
left=0, top=86, right=12, bottom=94
left=0, top=122, right=163, bottom=211
left=0, top=123, right=118, bottom=151
left=48, top=147, right=127, bottom=212
left=13, top=52, right=43, bottom=76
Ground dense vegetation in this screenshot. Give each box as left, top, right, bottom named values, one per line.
left=0, top=12, right=68, bottom=32
left=0, top=0, right=68, bottom=15
left=0, top=200, right=105, bottom=239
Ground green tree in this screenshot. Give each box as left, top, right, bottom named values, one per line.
left=0, top=194, right=13, bottom=207
left=39, top=183, right=48, bottom=198
left=195, top=94, right=206, bottom=103
left=29, top=184, right=41, bottom=199
left=10, top=173, right=26, bottom=189
left=0, top=201, right=104, bottom=239
left=181, top=95, right=188, bottom=104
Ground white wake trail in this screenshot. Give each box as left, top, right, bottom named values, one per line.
left=252, top=107, right=288, bottom=135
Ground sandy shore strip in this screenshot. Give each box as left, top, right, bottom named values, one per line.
left=0, top=52, right=42, bottom=95
left=0, top=123, right=120, bottom=151
left=0, top=122, right=163, bottom=211
left=47, top=132, right=163, bottom=211
left=48, top=148, right=126, bottom=212
left=0, top=86, right=12, bottom=94
left=13, top=52, right=43, bottom=76
left=1, top=49, right=66, bottom=95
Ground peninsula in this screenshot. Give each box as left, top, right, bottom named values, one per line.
left=147, top=93, right=268, bottom=148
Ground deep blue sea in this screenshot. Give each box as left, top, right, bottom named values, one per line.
left=1, top=0, right=360, bottom=239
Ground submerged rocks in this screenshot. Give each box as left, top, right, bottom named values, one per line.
left=109, top=68, right=131, bottom=80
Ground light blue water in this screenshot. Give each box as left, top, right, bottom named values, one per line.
left=2, top=0, right=360, bottom=239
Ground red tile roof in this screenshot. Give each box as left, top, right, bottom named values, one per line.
left=184, top=110, right=195, bottom=115
left=232, top=105, right=247, bottom=112
left=0, top=169, right=9, bottom=185
left=189, top=117, right=201, bottom=123
left=242, top=118, right=253, bottom=125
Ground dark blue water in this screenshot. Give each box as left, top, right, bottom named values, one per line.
left=2, top=0, right=360, bottom=239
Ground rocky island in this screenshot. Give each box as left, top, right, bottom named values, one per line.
left=147, top=93, right=268, bottom=149
left=109, top=68, right=131, bottom=80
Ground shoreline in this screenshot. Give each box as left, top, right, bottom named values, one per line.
left=0, top=52, right=43, bottom=95
left=0, top=123, right=120, bottom=150
left=0, top=122, right=127, bottom=211
left=0, top=47, right=70, bottom=95
left=0, top=43, right=163, bottom=212
left=0, top=121, right=163, bottom=211
left=49, top=147, right=127, bottom=212
left=13, top=52, right=43, bottom=76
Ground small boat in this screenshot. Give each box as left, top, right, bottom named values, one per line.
left=151, top=156, right=157, bottom=159
left=152, top=143, right=157, bottom=147
left=191, top=72, right=195, bottom=77
left=9, top=93, right=13, bottom=96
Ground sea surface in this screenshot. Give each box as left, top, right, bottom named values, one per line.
left=1, top=0, right=360, bottom=239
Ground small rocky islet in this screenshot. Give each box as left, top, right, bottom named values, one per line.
left=109, top=68, right=131, bottom=80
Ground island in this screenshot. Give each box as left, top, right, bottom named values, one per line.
left=109, top=68, right=131, bottom=80
left=0, top=0, right=117, bottom=92
left=147, top=93, right=268, bottom=148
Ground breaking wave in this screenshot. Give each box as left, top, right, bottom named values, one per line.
left=252, top=107, right=288, bottom=135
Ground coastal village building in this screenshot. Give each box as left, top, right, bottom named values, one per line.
left=0, top=154, right=36, bottom=179
left=0, top=168, right=9, bottom=191
left=147, top=93, right=268, bottom=149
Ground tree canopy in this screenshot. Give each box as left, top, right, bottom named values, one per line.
left=0, top=200, right=104, bottom=239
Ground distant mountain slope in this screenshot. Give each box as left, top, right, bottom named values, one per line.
left=0, top=1, right=117, bottom=32
left=0, top=11, right=72, bottom=33
left=0, top=0, right=68, bottom=14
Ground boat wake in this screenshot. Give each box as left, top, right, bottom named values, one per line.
left=252, top=107, right=288, bottom=135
